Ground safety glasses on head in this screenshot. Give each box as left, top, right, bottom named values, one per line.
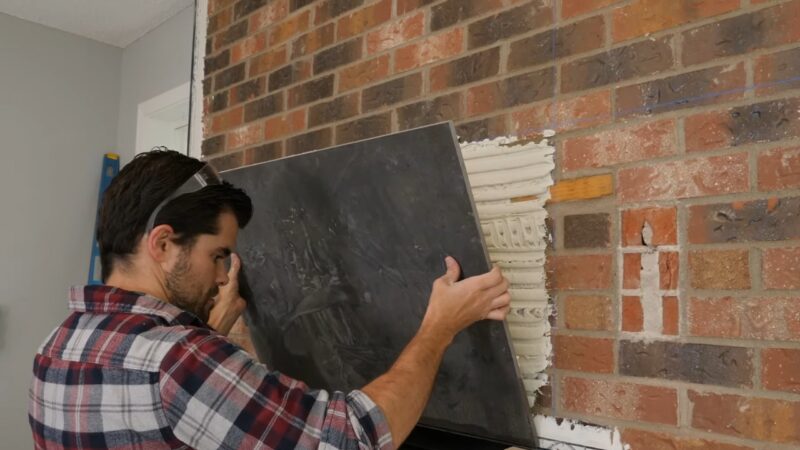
left=145, top=163, right=223, bottom=233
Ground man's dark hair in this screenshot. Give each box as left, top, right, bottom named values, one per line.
left=97, top=149, right=253, bottom=281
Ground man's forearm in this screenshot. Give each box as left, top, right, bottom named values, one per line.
left=361, top=324, right=452, bottom=446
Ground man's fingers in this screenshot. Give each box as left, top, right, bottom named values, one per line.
left=489, top=292, right=511, bottom=310
left=486, top=305, right=511, bottom=321
left=483, top=277, right=509, bottom=301
left=474, top=266, right=503, bottom=289
left=439, top=256, right=461, bottom=285
left=228, top=253, right=241, bottom=278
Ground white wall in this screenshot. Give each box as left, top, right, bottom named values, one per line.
left=0, top=12, right=122, bottom=448
left=0, top=5, right=196, bottom=446
left=117, top=5, right=195, bottom=158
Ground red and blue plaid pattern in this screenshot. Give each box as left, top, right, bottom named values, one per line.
left=29, top=285, right=393, bottom=450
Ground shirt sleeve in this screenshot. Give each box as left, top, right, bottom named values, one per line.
left=158, top=330, right=393, bottom=450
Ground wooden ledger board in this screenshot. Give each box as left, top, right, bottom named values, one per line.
left=223, top=123, right=535, bottom=448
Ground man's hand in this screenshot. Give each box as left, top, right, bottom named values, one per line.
left=420, top=256, right=511, bottom=343
left=208, top=253, right=247, bottom=336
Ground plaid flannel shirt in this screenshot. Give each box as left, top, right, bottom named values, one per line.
left=29, top=285, right=393, bottom=450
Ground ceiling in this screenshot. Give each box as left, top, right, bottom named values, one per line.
left=0, top=0, right=194, bottom=48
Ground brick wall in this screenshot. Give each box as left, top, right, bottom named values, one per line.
left=201, top=0, right=800, bottom=448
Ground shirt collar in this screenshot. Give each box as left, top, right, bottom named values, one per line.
left=68, top=285, right=210, bottom=329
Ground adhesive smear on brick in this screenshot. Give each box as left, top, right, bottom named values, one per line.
left=460, top=134, right=554, bottom=405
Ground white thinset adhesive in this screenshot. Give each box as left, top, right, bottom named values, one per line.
left=459, top=135, right=555, bottom=406
left=525, top=416, right=628, bottom=450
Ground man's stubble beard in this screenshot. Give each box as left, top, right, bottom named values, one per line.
left=165, top=248, right=218, bottom=323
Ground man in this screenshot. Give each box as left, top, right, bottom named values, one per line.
left=29, top=150, right=511, bottom=449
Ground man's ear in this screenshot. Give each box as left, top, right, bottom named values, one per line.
left=146, top=224, right=176, bottom=263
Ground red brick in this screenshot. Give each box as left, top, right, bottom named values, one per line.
left=207, top=150, right=244, bottom=171
left=288, top=75, right=334, bottom=107
left=563, top=37, right=673, bottom=94
left=683, top=1, right=800, bottom=66
left=511, top=91, right=611, bottom=137
left=618, top=153, right=749, bottom=203
left=662, top=296, right=678, bottom=335
left=509, top=15, right=605, bottom=71
left=621, top=428, right=754, bottom=450
left=264, top=108, right=307, bottom=140
left=366, top=11, right=425, bottom=55
left=227, top=121, right=264, bottom=150
left=338, top=55, right=391, bottom=92
left=562, top=377, right=678, bottom=425
left=394, top=28, right=463, bottom=72
left=336, top=0, right=392, bottom=41
left=623, top=296, right=643, bottom=332
left=755, top=47, right=800, bottom=95
left=563, top=295, right=613, bottom=331
left=612, top=0, right=740, bottom=43
left=622, top=207, right=677, bottom=247
left=291, top=23, right=335, bottom=58
left=209, top=106, right=244, bottom=134
left=313, top=37, right=363, bottom=74
left=659, top=252, right=679, bottom=290
left=687, top=197, right=800, bottom=244
left=758, top=146, right=800, bottom=191
left=455, top=116, right=508, bottom=143
left=690, top=249, right=750, bottom=290
left=762, top=348, right=800, bottom=394
left=230, top=77, right=265, bottom=105
left=230, top=32, right=267, bottom=64
left=336, top=112, right=392, bottom=144
left=202, top=135, right=225, bottom=156
left=562, top=120, right=676, bottom=171
left=563, top=213, right=610, bottom=249
left=689, top=297, right=800, bottom=341
left=690, top=390, right=800, bottom=443
left=688, top=297, right=738, bottom=338
left=249, top=0, right=289, bottom=30
left=623, top=253, right=641, bottom=289
left=465, top=68, right=554, bottom=117
left=208, top=8, right=233, bottom=35
left=209, top=0, right=235, bottom=15
left=249, top=46, right=288, bottom=76
left=547, top=254, right=612, bottom=290
left=285, top=127, right=333, bottom=155
left=429, top=47, right=500, bottom=91
left=763, top=247, right=800, bottom=289
left=214, top=20, right=249, bottom=51
left=562, top=0, right=621, bottom=19
left=553, top=335, right=614, bottom=373
left=685, top=97, right=800, bottom=152
left=362, top=73, right=422, bottom=112
left=430, top=0, right=505, bottom=31
left=268, top=60, right=312, bottom=91
left=396, top=0, right=435, bottom=15
left=467, top=2, right=553, bottom=50
left=616, top=63, right=745, bottom=118
left=244, top=141, right=283, bottom=164
left=313, top=0, right=365, bottom=26
left=269, top=10, right=311, bottom=46
left=684, top=112, right=735, bottom=152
